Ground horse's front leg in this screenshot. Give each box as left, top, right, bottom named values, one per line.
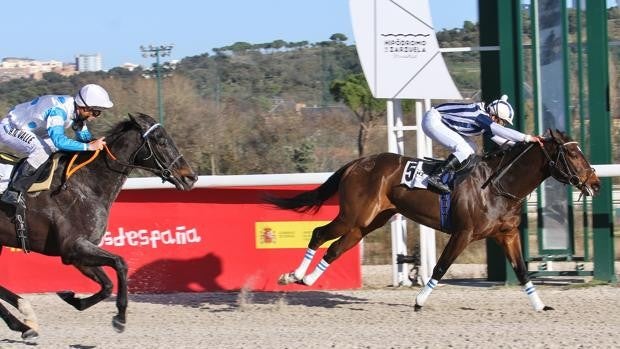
left=0, top=285, right=39, bottom=339
left=57, top=265, right=113, bottom=310
left=492, top=231, right=553, bottom=311
left=63, top=238, right=128, bottom=332
left=415, top=230, right=471, bottom=311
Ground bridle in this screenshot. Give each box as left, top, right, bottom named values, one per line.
left=119, top=122, right=183, bottom=182
left=539, top=141, right=596, bottom=190
left=481, top=139, right=595, bottom=201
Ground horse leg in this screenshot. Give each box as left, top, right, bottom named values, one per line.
left=278, top=220, right=353, bottom=285
left=301, top=226, right=364, bottom=286
left=290, top=210, right=395, bottom=286
left=415, top=231, right=471, bottom=311
left=303, top=210, right=395, bottom=285
left=57, top=265, right=113, bottom=310
left=0, top=286, right=38, bottom=339
left=63, top=238, right=128, bottom=333
left=492, top=232, right=553, bottom=311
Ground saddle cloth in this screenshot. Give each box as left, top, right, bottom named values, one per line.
left=400, top=159, right=453, bottom=231
left=400, top=160, right=427, bottom=189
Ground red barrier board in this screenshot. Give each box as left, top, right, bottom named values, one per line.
left=0, top=186, right=361, bottom=293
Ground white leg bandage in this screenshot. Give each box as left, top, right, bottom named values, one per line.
left=523, top=281, right=545, bottom=311
left=415, top=278, right=438, bottom=307
left=18, top=298, right=38, bottom=331
left=302, top=259, right=330, bottom=286
left=293, top=248, right=316, bottom=280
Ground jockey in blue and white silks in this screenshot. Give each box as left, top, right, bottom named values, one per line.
left=421, top=95, right=543, bottom=194
left=0, top=84, right=113, bottom=206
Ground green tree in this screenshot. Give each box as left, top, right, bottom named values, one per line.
left=329, top=33, right=348, bottom=43
left=292, top=141, right=315, bottom=172
left=330, top=73, right=385, bottom=157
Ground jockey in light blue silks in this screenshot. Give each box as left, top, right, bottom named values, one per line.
left=421, top=95, right=544, bottom=194
left=0, top=84, right=113, bottom=206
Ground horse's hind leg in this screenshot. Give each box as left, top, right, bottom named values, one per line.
left=300, top=224, right=364, bottom=286
left=282, top=211, right=394, bottom=286
left=278, top=220, right=353, bottom=285
left=0, top=285, right=38, bottom=339
left=492, top=232, right=553, bottom=311
left=57, top=265, right=113, bottom=310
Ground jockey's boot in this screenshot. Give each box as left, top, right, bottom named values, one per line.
left=1, top=162, right=38, bottom=207
left=426, top=154, right=461, bottom=194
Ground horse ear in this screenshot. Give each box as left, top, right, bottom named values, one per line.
left=126, top=113, right=152, bottom=129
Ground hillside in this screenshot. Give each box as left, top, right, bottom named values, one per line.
left=0, top=8, right=617, bottom=176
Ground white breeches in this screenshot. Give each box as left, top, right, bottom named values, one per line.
left=421, top=108, right=477, bottom=163
left=0, top=121, right=55, bottom=168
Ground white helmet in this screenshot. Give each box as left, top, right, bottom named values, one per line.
left=75, top=84, right=114, bottom=109
left=488, top=94, right=514, bottom=125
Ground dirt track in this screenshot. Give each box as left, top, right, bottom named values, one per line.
left=0, top=268, right=618, bottom=349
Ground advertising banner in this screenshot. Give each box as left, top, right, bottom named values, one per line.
left=0, top=186, right=361, bottom=293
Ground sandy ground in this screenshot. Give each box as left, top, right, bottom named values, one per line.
left=0, top=265, right=618, bottom=349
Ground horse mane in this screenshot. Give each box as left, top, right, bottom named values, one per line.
left=482, top=141, right=528, bottom=160
left=103, top=118, right=138, bottom=139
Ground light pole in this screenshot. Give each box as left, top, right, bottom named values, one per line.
left=140, top=44, right=174, bottom=125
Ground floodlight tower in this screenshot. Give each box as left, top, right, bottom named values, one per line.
left=140, top=44, right=174, bottom=125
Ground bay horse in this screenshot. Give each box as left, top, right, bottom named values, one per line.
left=265, top=130, right=600, bottom=311
left=0, top=113, right=197, bottom=339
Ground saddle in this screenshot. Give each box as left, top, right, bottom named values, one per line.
left=400, top=156, right=477, bottom=232
left=400, top=156, right=475, bottom=190
left=0, top=152, right=60, bottom=194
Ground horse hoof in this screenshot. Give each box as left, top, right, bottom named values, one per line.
left=57, top=290, right=75, bottom=301
left=542, top=305, right=554, bottom=311
left=21, top=328, right=39, bottom=340
left=112, top=315, right=126, bottom=333
left=278, top=273, right=298, bottom=285
left=414, top=304, right=422, bottom=312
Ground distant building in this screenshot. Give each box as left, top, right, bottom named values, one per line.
left=120, top=62, right=140, bottom=71
left=0, top=57, right=76, bottom=82
left=76, top=53, right=103, bottom=72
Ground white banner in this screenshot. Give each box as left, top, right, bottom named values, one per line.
left=349, top=0, right=462, bottom=99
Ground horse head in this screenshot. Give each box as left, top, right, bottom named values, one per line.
left=542, top=129, right=600, bottom=197
left=124, top=113, right=198, bottom=190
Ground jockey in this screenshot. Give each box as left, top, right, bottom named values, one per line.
left=421, top=95, right=543, bottom=194
left=0, top=84, right=113, bottom=206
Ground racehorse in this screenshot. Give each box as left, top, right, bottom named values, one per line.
left=265, top=129, right=600, bottom=311
left=0, top=113, right=197, bottom=339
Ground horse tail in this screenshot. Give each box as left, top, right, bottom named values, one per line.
left=263, top=160, right=354, bottom=214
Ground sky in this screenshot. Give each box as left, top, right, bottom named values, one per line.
left=2, top=0, right=480, bottom=70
